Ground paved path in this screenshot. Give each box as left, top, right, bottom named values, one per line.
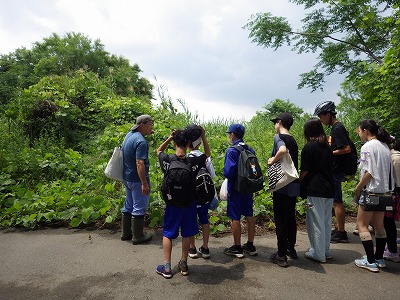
left=0, top=222, right=399, bottom=300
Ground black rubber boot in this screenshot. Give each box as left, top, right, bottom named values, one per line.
left=131, top=215, right=152, bottom=245
left=120, top=213, right=133, bottom=241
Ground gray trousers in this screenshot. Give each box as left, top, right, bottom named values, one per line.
left=306, top=196, right=334, bottom=262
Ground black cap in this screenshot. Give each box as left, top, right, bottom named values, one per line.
left=271, top=112, right=293, bottom=127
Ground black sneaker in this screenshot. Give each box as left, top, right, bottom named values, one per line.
left=286, top=248, right=298, bottom=259
left=242, top=242, right=258, bottom=256
left=178, top=260, right=189, bottom=276
left=188, top=247, right=198, bottom=259
left=270, top=252, right=288, bottom=267
left=198, top=246, right=211, bottom=259
left=330, top=231, right=349, bottom=243
left=223, top=245, right=244, bottom=258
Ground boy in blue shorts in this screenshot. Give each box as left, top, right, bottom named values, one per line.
left=185, top=124, right=218, bottom=259
left=156, top=129, right=206, bottom=278
left=223, top=124, right=257, bottom=258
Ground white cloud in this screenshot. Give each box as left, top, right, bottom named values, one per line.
left=0, top=0, right=344, bottom=121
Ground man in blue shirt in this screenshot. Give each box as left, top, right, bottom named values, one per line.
left=121, top=114, right=154, bottom=244
left=223, top=124, right=257, bottom=258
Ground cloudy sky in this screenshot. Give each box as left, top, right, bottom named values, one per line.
left=0, top=0, right=344, bottom=121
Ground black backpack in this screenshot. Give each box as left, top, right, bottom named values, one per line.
left=161, top=156, right=193, bottom=207
left=232, top=145, right=264, bottom=194
left=193, top=166, right=215, bottom=205
left=344, top=134, right=358, bottom=176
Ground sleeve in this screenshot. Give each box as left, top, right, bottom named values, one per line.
left=300, top=144, right=312, bottom=172
left=223, top=147, right=239, bottom=179
left=158, top=153, right=170, bottom=174
left=135, top=139, right=148, bottom=160
left=206, top=157, right=217, bottom=178
left=359, top=144, right=380, bottom=182
left=272, top=134, right=285, bottom=156
left=332, top=124, right=349, bottom=150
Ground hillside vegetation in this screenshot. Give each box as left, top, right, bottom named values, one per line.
left=0, top=27, right=397, bottom=231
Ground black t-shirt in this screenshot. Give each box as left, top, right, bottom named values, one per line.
left=274, top=134, right=299, bottom=171
left=300, top=141, right=334, bottom=198
left=330, top=122, right=349, bottom=173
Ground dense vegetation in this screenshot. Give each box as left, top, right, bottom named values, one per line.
left=1, top=1, right=399, bottom=231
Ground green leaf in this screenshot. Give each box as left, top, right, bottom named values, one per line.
left=105, top=215, right=114, bottom=223
left=70, top=218, right=82, bottom=227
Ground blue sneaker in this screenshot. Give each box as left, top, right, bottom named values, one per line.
left=375, top=259, right=386, bottom=268
left=362, top=255, right=386, bottom=268
left=354, top=257, right=379, bottom=272
left=156, top=264, right=172, bottom=279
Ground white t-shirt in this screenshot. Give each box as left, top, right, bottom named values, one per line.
left=359, top=139, right=393, bottom=193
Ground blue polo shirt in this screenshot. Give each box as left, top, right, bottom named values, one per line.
left=122, top=131, right=149, bottom=182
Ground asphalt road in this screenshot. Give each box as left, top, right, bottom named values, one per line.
left=0, top=222, right=399, bottom=300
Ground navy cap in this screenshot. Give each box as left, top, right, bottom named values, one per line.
left=226, top=124, right=245, bottom=138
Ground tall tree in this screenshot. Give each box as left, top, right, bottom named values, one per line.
left=0, top=32, right=153, bottom=106
left=261, top=98, right=304, bottom=119
left=338, top=10, right=400, bottom=135
left=243, top=0, right=398, bottom=91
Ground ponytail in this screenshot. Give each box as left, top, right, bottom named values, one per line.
left=376, top=125, right=391, bottom=144
left=359, top=119, right=391, bottom=144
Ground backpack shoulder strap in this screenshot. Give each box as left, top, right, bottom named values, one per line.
left=231, top=144, right=245, bottom=152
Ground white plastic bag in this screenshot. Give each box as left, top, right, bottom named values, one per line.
left=104, top=146, right=124, bottom=181
left=219, top=178, right=228, bottom=201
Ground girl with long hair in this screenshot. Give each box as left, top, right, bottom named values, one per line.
left=300, top=118, right=334, bottom=263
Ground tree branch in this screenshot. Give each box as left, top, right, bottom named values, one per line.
left=289, top=31, right=383, bottom=63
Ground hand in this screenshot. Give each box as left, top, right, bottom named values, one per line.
left=169, top=129, right=176, bottom=140
left=142, top=182, right=150, bottom=195
left=267, top=157, right=274, bottom=166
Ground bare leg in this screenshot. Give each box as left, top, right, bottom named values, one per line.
left=162, top=236, right=172, bottom=262
left=231, top=220, right=241, bottom=245
left=334, top=203, right=346, bottom=232
left=181, top=237, right=190, bottom=261
left=201, top=223, right=210, bottom=248
left=246, top=216, right=255, bottom=243
left=189, top=236, right=195, bottom=249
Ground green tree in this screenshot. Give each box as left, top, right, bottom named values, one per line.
left=0, top=32, right=153, bottom=106
left=243, top=0, right=398, bottom=91
left=4, top=70, right=152, bottom=150
left=260, top=98, right=304, bottom=119
left=334, top=7, right=400, bottom=136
